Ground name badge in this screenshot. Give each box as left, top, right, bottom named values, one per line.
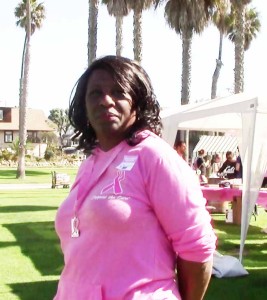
left=116, top=155, right=138, bottom=171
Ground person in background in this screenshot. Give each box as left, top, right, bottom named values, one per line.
left=54, top=55, right=216, bottom=300
left=204, top=154, right=212, bottom=178
left=217, top=151, right=236, bottom=179
left=174, top=140, right=186, bottom=160
left=194, top=149, right=208, bottom=183
left=235, top=147, right=257, bottom=215
left=235, top=148, right=243, bottom=179
left=211, top=154, right=222, bottom=174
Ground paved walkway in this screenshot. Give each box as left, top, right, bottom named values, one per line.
left=0, top=183, right=51, bottom=190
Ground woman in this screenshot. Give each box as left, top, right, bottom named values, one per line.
left=209, top=154, right=222, bottom=178
left=194, top=149, right=208, bottom=184
left=54, top=56, right=216, bottom=300
left=211, top=154, right=222, bottom=174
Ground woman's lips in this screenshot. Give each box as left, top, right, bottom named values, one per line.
left=99, top=112, right=118, bottom=121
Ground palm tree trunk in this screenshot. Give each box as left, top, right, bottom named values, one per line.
left=133, top=8, right=142, bottom=63
left=234, top=2, right=245, bottom=94
left=181, top=30, right=192, bottom=105
left=211, top=32, right=224, bottom=99
left=88, top=0, right=99, bottom=65
left=116, top=16, right=123, bottom=56
left=19, top=35, right=27, bottom=97
left=17, top=0, right=31, bottom=179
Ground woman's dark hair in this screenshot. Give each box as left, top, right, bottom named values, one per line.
left=69, top=55, right=162, bottom=153
left=198, top=149, right=205, bottom=156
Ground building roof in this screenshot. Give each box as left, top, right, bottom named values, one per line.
left=0, top=107, right=56, bottom=131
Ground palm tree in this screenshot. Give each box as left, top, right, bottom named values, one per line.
left=88, top=0, right=99, bottom=65
left=230, top=0, right=251, bottom=94
left=126, top=0, right=155, bottom=63
left=228, top=6, right=260, bottom=49
left=155, top=0, right=218, bottom=105
left=211, top=1, right=232, bottom=99
left=211, top=3, right=260, bottom=98
left=14, top=0, right=45, bottom=179
left=102, top=0, right=130, bottom=56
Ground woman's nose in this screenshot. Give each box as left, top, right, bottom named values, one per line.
left=100, top=94, right=115, bottom=107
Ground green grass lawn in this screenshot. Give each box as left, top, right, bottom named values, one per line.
left=0, top=167, right=78, bottom=185
left=0, top=189, right=68, bottom=300
left=0, top=168, right=267, bottom=299
left=206, top=210, right=267, bottom=300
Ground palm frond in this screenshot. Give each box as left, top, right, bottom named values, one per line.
left=14, top=0, right=45, bottom=34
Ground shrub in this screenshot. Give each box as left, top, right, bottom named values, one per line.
left=44, top=149, right=55, bottom=161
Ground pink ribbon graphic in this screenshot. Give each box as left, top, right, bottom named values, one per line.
left=101, top=170, right=125, bottom=195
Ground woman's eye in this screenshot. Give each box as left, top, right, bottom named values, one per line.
left=89, top=90, right=102, bottom=97
left=112, top=90, right=125, bottom=98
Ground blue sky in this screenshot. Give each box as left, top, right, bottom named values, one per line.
left=0, top=0, right=266, bottom=115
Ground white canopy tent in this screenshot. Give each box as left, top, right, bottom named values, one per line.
left=192, top=135, right=238, bottom=160
left=160, top=93, right=267, bottom=261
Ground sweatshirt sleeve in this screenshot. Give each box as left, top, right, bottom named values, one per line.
left=218, top=161, right=227, bottom=173
left=140, top=140, right=217, bottom=263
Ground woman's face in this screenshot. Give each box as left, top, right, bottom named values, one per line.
left=85, top=69, right=136, bottom=148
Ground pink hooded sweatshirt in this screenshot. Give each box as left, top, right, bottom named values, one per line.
left=54, top=130, right=216, bottom=300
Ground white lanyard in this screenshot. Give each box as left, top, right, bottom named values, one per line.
left=71, top=142, right=126, bottom=238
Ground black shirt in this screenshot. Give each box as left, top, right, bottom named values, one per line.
left=218, top=160, right=236, bottom=179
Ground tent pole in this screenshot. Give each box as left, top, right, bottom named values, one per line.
left=239, top=104, right=257, bottom=262
left=186, top=129, right=189, bottom=164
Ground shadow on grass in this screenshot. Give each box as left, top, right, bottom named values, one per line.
left=213, top=218, right=267, bottom=264
left=205, top=268, right=267, bottom=300
left=3, top=221, right=64, bottom=276
left=210, top=212, right=267, bottom=297
left=0, top=205, right=58, bottom=213
left=9, top=279, right=58, bottom=300
left=0, top=169, right=50, bottom=179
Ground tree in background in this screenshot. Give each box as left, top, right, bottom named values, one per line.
left=40, top=131, right=59, bottom=146
left=88, top=0, right=99, bottom=65
left=100, top=0, right=154, bottom=62
left=230, top=0, right=251, bottom=94
left=228, top=6, right=260, bottom=50
left=48, top=109, right=72, bottom=146
left=211, top=1, right=260, bottom=98
left=40, top=131, right=60, bottom=161
left=155, top=0, right=218, bottom=105
left=15, top=0, right=45, bottom=179
left=228, top=4, right=260, bottom=92
left=102, top=0, right=130, bottom=56
left=126, top=0, right=155, bottom=63
left=211, top=0, right=231, bottom=99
